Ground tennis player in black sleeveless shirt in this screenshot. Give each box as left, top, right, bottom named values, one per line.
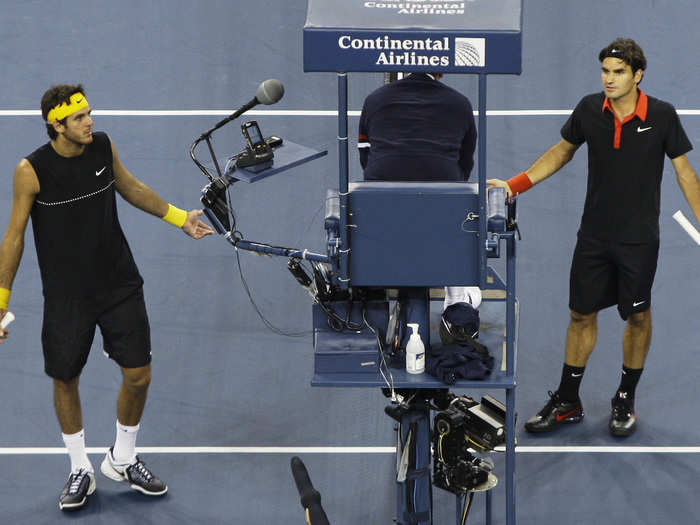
left=488, top=39, right=700, bottom=438
left=0, top=84, right=213, bottom=510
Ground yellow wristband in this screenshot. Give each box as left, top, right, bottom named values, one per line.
left=162, top=204, right=188, bottom=228
left=0, top=288, right=10, bottom=310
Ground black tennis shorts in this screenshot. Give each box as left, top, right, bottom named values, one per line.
left=569, top=235, right=659, bottom=320
left=42, top=286, right=152, bottom=381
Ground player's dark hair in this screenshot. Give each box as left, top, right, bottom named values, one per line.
left=599, top=39, right=646, bottom=83
left=41, top=84, right=85, bottom=140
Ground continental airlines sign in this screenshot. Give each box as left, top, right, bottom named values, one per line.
left=339, top=35, right=451, bottom=66
left=337, top=35, right=485, bottom=67
left=303, top=0, right=522, bottom=74
left=363, top=2, right=471, bottom=14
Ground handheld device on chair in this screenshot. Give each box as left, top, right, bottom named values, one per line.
left=237, top=120, right=274, bottom=168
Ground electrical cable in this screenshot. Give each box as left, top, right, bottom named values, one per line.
left=293, top=200, right=325, bottom=248
left=363, top=307, right=395, bottom=397
left=226, top=185, right=237, bottom=234
left=224, top=178, right=316, bottom=337
left=461, top=492, right=474, bottom=525
left=190, top=137, right=214, bottom=181
left=466, top=437, right=488, bottom=454
left=189, top=108, right=325, bottom=339
left=234, top=246, right=311, bottom=337
left=315, top=298, right=362, bottom=333
left=407, top=423, right=417, bottom=516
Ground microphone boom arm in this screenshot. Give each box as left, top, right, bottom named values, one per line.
left=190, top=79, right=284, bottom=182
left=190, top=79, right=329, bottom=262
left=189, top=98, right=259, bottom=181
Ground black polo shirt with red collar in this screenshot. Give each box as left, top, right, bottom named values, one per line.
left=561, top=90, right=692, bottom=242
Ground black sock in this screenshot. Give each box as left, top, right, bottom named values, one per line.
left=557, top=363, right=586, bottom=402
left=617, top=366, right=643, bottom=398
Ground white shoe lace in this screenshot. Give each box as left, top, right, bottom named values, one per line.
left=69, top=469, right=88, bottom=494
left=129, top=460, right=153, bottom=482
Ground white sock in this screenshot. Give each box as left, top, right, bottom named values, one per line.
left=443, top=286, right=461, bottom=310
left=443, top=286, right=482, bottom=310
left=112, top=421, right=139, bottom=464
left=463, top=286, right=482, bottom=308
left=62, top=429, right=93, bottom=474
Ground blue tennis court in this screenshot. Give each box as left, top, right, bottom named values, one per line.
left=0, top=1, right=699, bottom=523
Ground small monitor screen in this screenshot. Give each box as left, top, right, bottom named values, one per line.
left=247, top=123, right=263, bottom=145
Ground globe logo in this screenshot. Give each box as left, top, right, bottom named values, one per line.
left=455, top=38, right=485, bottom=67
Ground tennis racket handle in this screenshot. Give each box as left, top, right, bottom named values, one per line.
left=1, top=311, right=15, bottom=330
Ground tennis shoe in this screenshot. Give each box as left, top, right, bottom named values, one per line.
left=59, top=468, right=96, bottom=511
left=524, top=390, right=584, bottom=433
left=609, top=391, right=637, bottom=437
left=100, top=447, right=168, bottom=496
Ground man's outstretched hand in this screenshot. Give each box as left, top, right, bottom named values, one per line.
left=183, top=209, right=215, bottom=239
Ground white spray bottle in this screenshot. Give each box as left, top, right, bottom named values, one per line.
left=405, top=323, right=425, bottom=374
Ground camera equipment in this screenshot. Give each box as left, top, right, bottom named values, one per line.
left=201, top=175, right=234, bottom=234
left=288, top=260, right=313, bottom=290
left=311, top=263, right=332, bottom=302
left=435, top=394, right=506, bottom=452
left=288, top=260, right=338, bottom=303
left=434, top=446, right=493, bottom=495
left=433, top=393, right=505, bottom=494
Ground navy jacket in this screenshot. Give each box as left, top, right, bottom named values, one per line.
left=358, top=73, right=476, bottom=181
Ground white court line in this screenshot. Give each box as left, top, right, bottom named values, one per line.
left=0, top=446, right=395, bottom=455
left=2, top=446, right=700, bottom=455
left=1, top=109, right=700, bottom=117
left=503, top=446, right=700, bottom=454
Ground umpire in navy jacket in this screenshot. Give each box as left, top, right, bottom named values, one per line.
left=357, top=72, right=482, bottom=311
left=358, top=73, right=476, bottom=182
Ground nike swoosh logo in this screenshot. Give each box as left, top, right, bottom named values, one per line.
left=571, top=373, right=583, bottom=378
left=555, top=408, right=579, bottom=422
left=95, top=167, right=106, bottom=176
left=633, top=300, right=646, bottom=307
left=637, top=126, right=652, bottom=133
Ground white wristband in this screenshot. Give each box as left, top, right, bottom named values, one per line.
left=1, top=311, right=15, bottom=330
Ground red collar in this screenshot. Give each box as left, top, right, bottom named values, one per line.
left=602, top=89, right=648, bottom=122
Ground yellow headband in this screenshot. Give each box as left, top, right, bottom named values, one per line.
left=46, top=92, right=89, bottom=123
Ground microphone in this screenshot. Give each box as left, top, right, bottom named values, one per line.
left=255, top=78, right=285, bottom=105
left=290, top=456, right=330, bottom=525
left=201, top=79, right=285, bottom=137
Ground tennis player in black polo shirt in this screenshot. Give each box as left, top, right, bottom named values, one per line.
left=488, top=38, right=700, bottom=437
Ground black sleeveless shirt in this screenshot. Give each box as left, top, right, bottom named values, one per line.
left=27, top=132, right=143, bottom=298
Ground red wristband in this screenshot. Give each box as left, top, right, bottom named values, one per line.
left=506, top=172, right=534, bottom=196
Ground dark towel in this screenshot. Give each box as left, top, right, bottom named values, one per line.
left=426, top=342, right=494, bottom=384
